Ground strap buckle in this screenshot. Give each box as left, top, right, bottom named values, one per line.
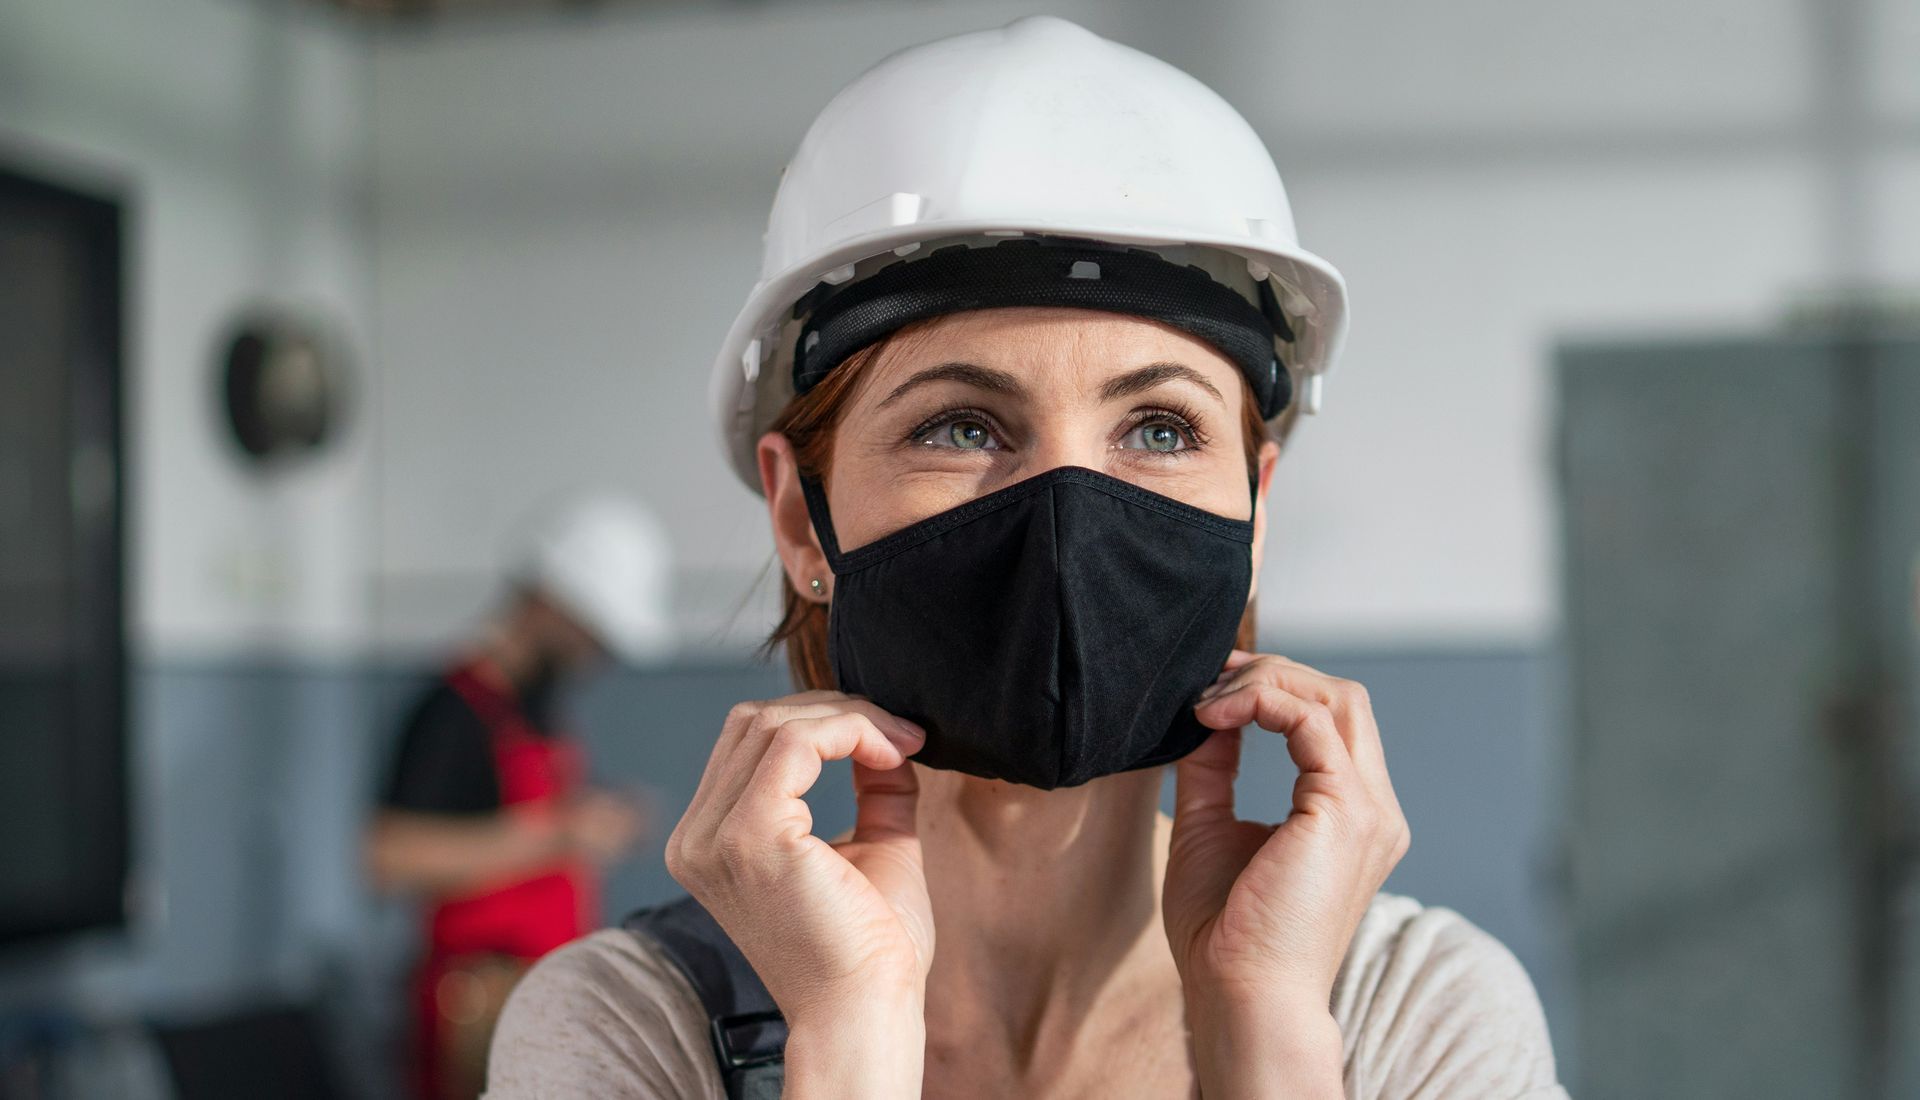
left=710, top=1009, right=787, bottom=1070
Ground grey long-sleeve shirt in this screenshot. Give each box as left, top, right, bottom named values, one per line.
left=486, top=891, right=1569, bottom=1099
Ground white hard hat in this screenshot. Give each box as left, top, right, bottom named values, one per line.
left=711, top=15, right=1347, bottom=493
left=520, top=494, right=674, bottom=662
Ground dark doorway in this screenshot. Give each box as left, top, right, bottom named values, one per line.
left=0, top=163, right=129, bottom=945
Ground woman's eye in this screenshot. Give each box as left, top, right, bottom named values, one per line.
left=922, top=418, right=999, bottom=450
left=1121, top=421, right=1189, bottom=453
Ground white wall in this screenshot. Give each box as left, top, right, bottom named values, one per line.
left=365, top=0, right=1156, bottom=654
left=1871, top=0, right=1920, bottom=289
left=364, top=0, right=1920, bottom=657
left=0, top=0, right=375, bottom=662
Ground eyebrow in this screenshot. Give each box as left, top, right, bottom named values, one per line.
left=1098, top=362, right=1226, bottom=406
left=877, top=362, right=1030, bottom=407
left=874, top=359, right=1227, bottom=410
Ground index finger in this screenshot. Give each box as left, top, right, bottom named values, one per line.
left=1203, top=656, right=1391, bottom=783
left=699, top=697, right=923, bottom=827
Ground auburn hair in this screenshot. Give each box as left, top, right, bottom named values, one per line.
left=762, top=321, right=1269, bottom=691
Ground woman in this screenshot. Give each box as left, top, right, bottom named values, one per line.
left=489, top=17, right=1565, bottom=1099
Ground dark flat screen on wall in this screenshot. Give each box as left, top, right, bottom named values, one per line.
left=0, top=164, right=128, bottom=945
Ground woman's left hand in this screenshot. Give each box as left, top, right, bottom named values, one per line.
left=1162, top=650, right=1411, bottom=1095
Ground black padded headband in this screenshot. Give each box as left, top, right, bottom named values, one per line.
left=789, top=239, right=1295, bottom=419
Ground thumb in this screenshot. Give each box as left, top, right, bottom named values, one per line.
left=1166, top=729, right=1251, bottom=937
left=850, top=759, right=920, bottom=843
left=1173, top=726, right=1242, bottom=832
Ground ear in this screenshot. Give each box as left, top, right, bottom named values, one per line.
left=758, top=431, right=833, bottom=605
left=1246, top=438, right=1281, bottom=602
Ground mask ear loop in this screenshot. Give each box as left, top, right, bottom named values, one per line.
left=796, top=474, right=845, bottom=571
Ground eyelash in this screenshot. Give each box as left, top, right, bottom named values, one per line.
left=1122, top=402, right=1210, bottom=454
left=904, top=404, right=1211, bottom=455
left=906, top=405, right=1001, bottom=446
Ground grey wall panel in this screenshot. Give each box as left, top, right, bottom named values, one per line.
left=1558, top=334, right=1920, bottom=1100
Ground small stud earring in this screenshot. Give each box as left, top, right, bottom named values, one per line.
left=809, top=578, right=824, bottom=597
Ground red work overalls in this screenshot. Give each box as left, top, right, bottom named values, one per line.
left=409, top=660, right=596, bottom=1099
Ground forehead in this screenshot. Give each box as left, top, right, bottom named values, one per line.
left=857, top=306, right=1243, bottom=394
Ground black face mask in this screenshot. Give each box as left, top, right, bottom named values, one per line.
left=800, top=466, right=1255, bottom=790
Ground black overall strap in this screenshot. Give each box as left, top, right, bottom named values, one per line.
left=624, top=896, right=786, bottom=1100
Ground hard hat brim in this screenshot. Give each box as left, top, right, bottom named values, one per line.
left=710, top=220, right=1348, bottom=496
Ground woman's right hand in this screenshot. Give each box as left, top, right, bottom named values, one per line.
left=664, top=690, right=930, bottom=1095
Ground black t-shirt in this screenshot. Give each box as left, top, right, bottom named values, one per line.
left=379, top=677, right=555, bottom=816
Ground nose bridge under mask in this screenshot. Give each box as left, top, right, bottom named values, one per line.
left=800, top=465, right=1258, bottom=559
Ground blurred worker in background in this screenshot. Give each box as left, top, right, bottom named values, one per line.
left=364, top=493, right=671, bottom=1100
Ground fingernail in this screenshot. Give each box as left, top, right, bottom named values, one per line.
left=890, top=718, right=926, bottom=748
left=1196, top=682, right=1229, bottom=703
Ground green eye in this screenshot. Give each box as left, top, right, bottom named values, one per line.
left=1122, top=421, right=1188, bottom=453
left=911, top=411, right=1002, bottom=451
left=948, top=421, right=991, bottom=449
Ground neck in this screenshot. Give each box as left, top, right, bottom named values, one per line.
left=918, top=765, right=1180, bottom=1070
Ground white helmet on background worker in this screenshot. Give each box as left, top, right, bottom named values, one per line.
left=709, top=15, right=1348, bottom=493
left=520, top=494, right=674, bottom=663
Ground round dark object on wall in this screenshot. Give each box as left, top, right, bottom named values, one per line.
left=220, top=314, right=347, bottom=464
